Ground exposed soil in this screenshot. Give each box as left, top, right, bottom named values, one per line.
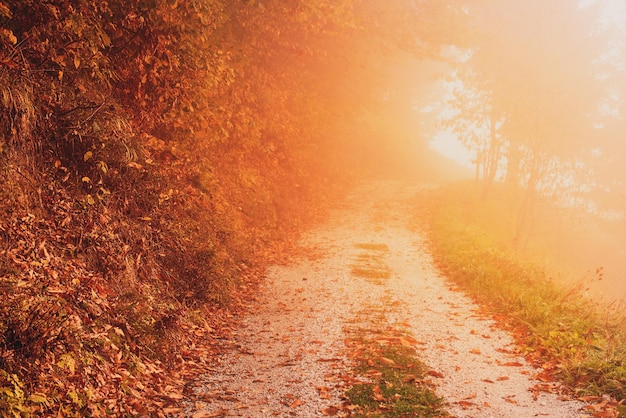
left=183, top=181, right=589, bottom=417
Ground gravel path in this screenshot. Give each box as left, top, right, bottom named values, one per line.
left=185, top=181, right=589, bottom=417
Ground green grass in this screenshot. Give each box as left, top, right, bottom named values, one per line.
left=419, top=183, right=626, bottom=409
left=344, top=310, right=447, bottom=417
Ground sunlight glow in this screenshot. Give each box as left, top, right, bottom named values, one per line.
left=429, top=130, right=474, bottom=169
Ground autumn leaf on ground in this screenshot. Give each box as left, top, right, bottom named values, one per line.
left=289, top=399, right=305, bottom=408
left=322, top=405, right=340, bottom=416
left=578, top=396, right=603, bottom=402
left=166, top=391, right=185, bottom=400
left=498, top=361, right=524, bottom=367
left=535, top=371, right=553, bottom=382
left=399, top=337, right=414, bottom=347
left=455, top=400, right=476, bottom=409
left=378, top=356, right=395, bottom=365
left=203, top=410, right=230, bottom=418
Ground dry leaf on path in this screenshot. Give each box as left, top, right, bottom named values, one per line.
left=379, top=356, right=395, bottom=365
left=427, top=370, right=444, bottom=378
left=499, top=361, right=524, bottom=367
left=322, top=405, right=340, bottom=416
left=289, top=399, right=305, bottom=408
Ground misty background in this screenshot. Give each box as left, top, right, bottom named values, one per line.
left=351, top=0, right=626, bottom=302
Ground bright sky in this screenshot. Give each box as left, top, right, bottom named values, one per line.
left=580, top=0, right=626, bottom=31
left=429, top=130, right=474, bottom=169
left=427, top=0, right=626, bottom=172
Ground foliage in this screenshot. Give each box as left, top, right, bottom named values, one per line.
left=418, top=183, right=626, bottom=412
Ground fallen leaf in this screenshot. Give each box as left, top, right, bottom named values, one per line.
left=322, top=405, right=340, bottom=416
left=166, top=392, right=184, bottom=400
left=536, top=371, right=553, bottom=382
left=578, top=395, right=603, bottom=402
left=289, top=399, right=305, bottom=408
left=205, top=410, right=229, bottom=418
left=470, top=348, right=481, bottom=355
left=402, top=374, right=419, bottom=383
left=500, top=361, right=523, bottom=367
left=455, top=400, right=475, bottom=409
left=427, top=370, right=444, bottom=378
left=28, top=393, right=48, bottom=404
left=399, top=337, right=414, bottom=347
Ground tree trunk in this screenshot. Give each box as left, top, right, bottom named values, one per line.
left=505, top=143, right=521, bottom=189
left=514, top=156, right=538, bottom=249
left=482, top=112, right=501, bottom=199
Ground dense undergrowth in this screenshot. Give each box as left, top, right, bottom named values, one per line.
left=419, top=182, right=626, bottom=414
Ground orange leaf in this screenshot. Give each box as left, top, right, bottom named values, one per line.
left=455, top=400, right=475, bottom=408
left=427, top=370, right=444, bottom=378
left=166, top=392, right=184, bottom=400
left=322, top=406, right=339, bottom=416
left=500, top=361, right=523, bottom=367
left=289, top=399, right=305, bottom=408
left=536, top=371, right=553, bottom=382
left=399, top=338, right=413, bottom=347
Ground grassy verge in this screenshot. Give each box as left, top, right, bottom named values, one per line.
left=417, top=183, right=626, bottom=413
left=344, top=305, right=447, bottom=417
left=342, top=243, right=447, bottom=417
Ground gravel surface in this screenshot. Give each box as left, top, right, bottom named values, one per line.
left=185, top=181, right=589, bottom=417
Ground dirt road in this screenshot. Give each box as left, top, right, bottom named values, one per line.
left=184, top=181, right=587, bottom=417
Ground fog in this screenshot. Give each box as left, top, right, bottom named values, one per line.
left=348, top=0, right=626, bottom=301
